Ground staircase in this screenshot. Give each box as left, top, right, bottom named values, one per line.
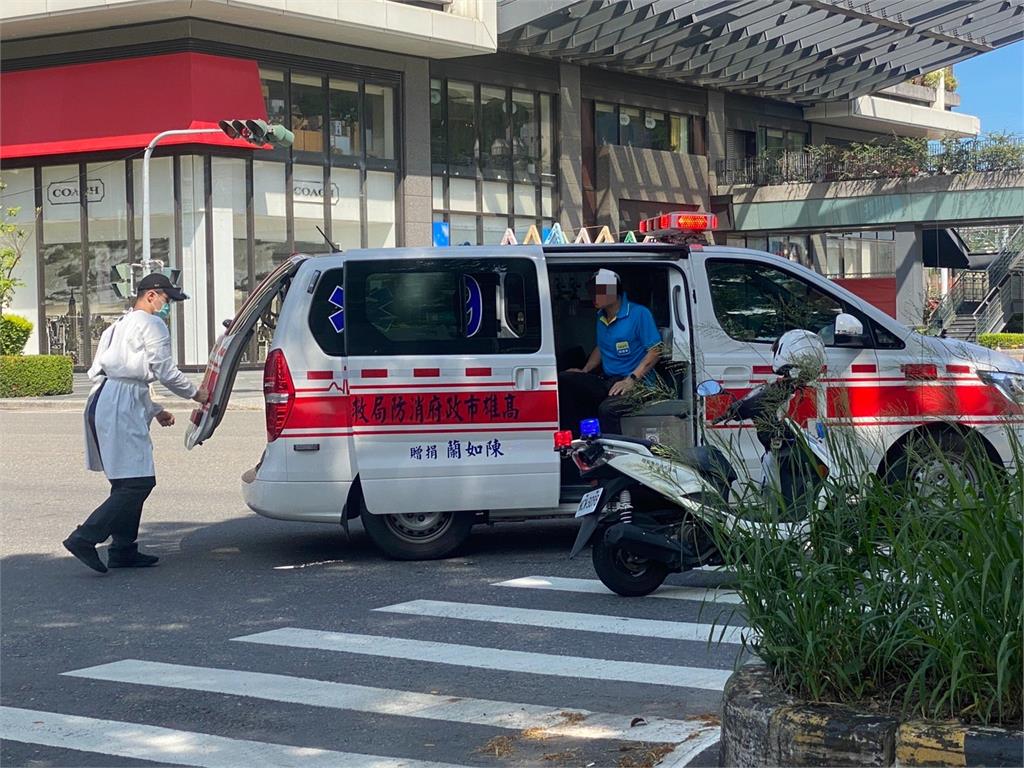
left=931, top=225, right=1024, bottom=340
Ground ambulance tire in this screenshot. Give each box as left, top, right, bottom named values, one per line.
left=885, top=431, right=985, bottom=497
left=359, top=502, right=474, bottom=560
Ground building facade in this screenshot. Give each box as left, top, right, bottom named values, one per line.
left=1, top=0, right=1015, bottom=366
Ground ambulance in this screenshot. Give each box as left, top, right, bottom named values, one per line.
left=186, top=214, right=1024, bottom=560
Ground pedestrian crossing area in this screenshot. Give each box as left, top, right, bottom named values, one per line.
left=2, top=572, right=748, bottom=767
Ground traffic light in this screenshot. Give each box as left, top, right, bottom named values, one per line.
left=218, top=118, right=293, bottom=148
left=111, top=263, right=134, bottom=299
left=245, top=119, right=294, bottom=148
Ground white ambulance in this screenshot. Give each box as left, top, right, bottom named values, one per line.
left=186, top=216, right=1024, bottom=559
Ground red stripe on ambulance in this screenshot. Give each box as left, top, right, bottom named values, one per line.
left=826, top=384, right=1019, bottom=420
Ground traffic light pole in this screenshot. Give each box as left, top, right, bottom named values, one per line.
left=141, top=128, right=222, bottom=274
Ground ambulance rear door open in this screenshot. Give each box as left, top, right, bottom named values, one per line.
left=186, top=254, right=308, bottom=450
left=341, top=248, right=561, bottom=515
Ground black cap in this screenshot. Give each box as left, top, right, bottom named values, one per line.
left=137, top=272, right=188, bottom=301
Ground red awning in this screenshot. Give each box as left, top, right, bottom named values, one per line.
left=0, top=52, right=269, bottom=160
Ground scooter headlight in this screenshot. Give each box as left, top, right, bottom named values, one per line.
left=978, top=370, right=1024, bottom=406
left=580, top=418, right=601, bottom=439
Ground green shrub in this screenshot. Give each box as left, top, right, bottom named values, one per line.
left=0, top=314, right=33, bottom=355
left=0, top=355, right=73, bottom=397
left=978, top=333, right=1024, bottom=349
left=705, top=432, right=1022, bottom=727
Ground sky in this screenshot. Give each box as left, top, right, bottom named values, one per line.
left=952, top=40, right=1024, bottom=135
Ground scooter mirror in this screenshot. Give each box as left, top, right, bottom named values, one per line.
left=696, top=379, right=723, bottom=397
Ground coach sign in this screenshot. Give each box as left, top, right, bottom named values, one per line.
left=47, top=179, right=105, bottom=205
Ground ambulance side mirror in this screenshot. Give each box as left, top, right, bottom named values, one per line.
left=833, top=313, right=864, bottom=345
left=697, top=380, right=723, bottom=397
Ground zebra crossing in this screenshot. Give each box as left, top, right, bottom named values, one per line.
left=2, top=572, right=747, bottom=767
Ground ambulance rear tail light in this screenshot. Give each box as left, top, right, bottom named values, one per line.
left=638, top=212, right=717, bottom=234
left=264, top=348, right=295, bottom=442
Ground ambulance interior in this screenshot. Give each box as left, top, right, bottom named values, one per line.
left=547, top=262, right=695, bottom=483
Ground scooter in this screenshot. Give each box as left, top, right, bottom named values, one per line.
left=557, top=330, right=835, bottom=597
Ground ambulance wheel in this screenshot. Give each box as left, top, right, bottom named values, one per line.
left=886, top=431, right=985, bottom=498
left=360, top=502, right=473, bottom=560
left=591, top=535, right=670, bottom=597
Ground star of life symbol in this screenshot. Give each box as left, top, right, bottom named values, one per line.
left=328, top=286, right=345, bottom=333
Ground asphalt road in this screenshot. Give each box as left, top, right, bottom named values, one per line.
left=0, top=409, right=746, bottom=768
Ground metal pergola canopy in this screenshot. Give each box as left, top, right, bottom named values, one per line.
left=498, top=0, right=1024, bottom=105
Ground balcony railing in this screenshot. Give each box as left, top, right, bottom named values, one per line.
left=717, top=136, right=1024, bottom=187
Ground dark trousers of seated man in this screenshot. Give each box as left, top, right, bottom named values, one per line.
left=558, top=370, right=634, bottom=434
left=71, top=476, right=156, bottom=558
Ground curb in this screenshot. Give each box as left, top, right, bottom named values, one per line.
left=721, top=665, right=1023, bottom=767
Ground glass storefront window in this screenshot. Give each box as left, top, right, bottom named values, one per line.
left=449, top=178, right=476, bottom=212
left=645, top=111, right=669, bottom=151
left=291, top=73, right=326, bottom=156
left=261, top=68, right=287, bottom=124
left=365, top=84, right=395, bottom=161
left=329, top=78, right=360, bottom=160
left=41, top=165, right=84, bottom=364
left=540, top=93, right=553, bottom=177
left=253, top=160, right=288, bottom=281
left=85, top=162, right=129, bottom=361
left=511, top=89, right=536, bottom=181
left=596, top=102, right=617, bottom=145
left=331, top=167, right=361, bottom=250
left=670, top=115, right=689, bottom=154
left=448, top=81, right=476, bottom=176
left=449, top=214, right=477, bottom=246
left=513, top=184, right=536, bottom=218
left=481, top=85, right=508, bottom=179
left=482, top=216, right=509, bottom=244
left=293, top=163, right=327, bottom=254
left=0, top=169, right=39, bottom=354
left=620, top=107, right=642, bottom=147
left=211, top=159, right=249, bottom=313
left=430, top=78, right=446, bottom=173
left=785, top=132, right=805, bottom=153
left=481, top=181, right=508, bottom=215
left=366, top=171, right=396, bottom=248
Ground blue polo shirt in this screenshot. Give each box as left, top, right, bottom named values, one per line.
left=596, top=295, right=662, bottom=377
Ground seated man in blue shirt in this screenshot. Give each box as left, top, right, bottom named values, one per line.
left=558, top=269, right=662, bottom=434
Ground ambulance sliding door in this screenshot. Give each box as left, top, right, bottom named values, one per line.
left=344, top=250, right=561, bottom=514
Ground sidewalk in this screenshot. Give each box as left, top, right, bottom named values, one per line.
left=0, top=371, right=265, bottom=412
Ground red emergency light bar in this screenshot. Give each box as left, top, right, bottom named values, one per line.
left=639, top=211, right=718, bottom=234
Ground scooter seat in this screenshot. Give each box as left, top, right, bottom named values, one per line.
left=675, top=445, right=737, bottom=497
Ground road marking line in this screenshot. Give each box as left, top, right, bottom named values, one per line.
left=374, top=600, right=746, bottom=644
left=64, top=659, right=719, bottom=745
left=493, top=575, right=744, bottom=605
left=0, top=705, right=470, bottom=768
left=233, top=629, right=734, bottom=691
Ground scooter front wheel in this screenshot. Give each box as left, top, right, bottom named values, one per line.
left=592, top=532, right=670, bottom=597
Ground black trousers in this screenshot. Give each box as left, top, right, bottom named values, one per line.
left=557, top=370, right=634, bottom=434
left=71, top=476, right=156, bottom=556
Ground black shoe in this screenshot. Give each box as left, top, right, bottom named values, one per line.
left=63, top=536, right=107, bottom=574
left=107, top=552, right=159, bottom=568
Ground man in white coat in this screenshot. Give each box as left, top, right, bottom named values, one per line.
left=64, top=273, right=208, bottom=573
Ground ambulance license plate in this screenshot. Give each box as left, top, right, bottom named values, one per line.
left=575, top=488, right=603, bottom=518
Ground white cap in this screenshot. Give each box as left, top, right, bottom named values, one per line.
left=594, top=268, right=619, bottom=286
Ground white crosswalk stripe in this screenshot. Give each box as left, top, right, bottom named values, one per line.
left=375, top=599, right=746, bottom=644
left=494, top=575, right=744, bottom=604
left=0, top=706, right=471, bottom=768
left=64, top=659, right=721, bottom=745
left=234, top=627, right=735, bottom=691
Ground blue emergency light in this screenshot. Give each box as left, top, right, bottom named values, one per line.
left=580, top=418, right=601, bottom=439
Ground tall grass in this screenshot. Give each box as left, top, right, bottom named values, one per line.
left=713, top=429, right=1023, bottom=727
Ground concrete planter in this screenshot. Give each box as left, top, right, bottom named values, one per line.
left=721, top=665, right=1023, bottom=767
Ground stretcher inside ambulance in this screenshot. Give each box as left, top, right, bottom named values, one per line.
left=186, top=218, right=1024, bottom=560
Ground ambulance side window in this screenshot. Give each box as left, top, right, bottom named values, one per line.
left=706, top=259, right=883, bottom=348
left=346, top=258, right=541, bottom=356
left=308, top=267, right=347, bottom=356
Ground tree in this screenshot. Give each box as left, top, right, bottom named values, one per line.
left=0, top=180, right=38, bottom=318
